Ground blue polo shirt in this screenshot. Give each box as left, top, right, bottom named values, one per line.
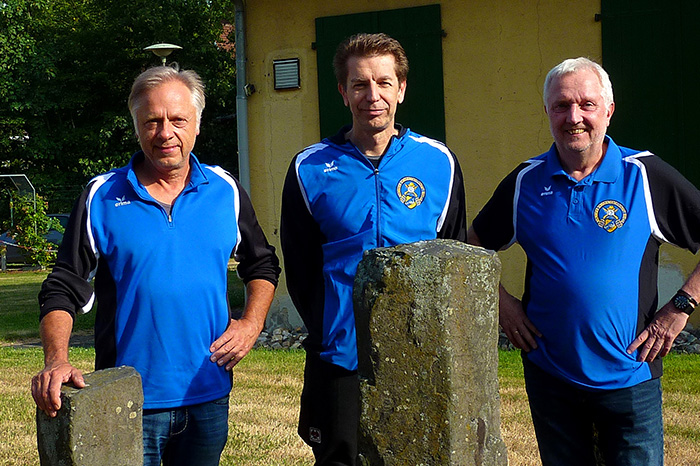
left=473, top=136, right=700, bottom=390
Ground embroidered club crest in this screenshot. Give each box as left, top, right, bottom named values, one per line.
left=396, top=177, right=426, bottom=209
left=593, top=200, right=627, bottom=233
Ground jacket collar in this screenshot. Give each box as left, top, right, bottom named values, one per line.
left=125, top=151, right=209, bottom=196
left=327, top=124, right=409, bottom=163
left=545, top=135, right=621, bottom=184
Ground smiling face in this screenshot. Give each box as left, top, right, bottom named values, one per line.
left=545, top=68, right=614, bottom=162
left=134, top=80, right=199, bottom=175
left=338, top=54, right=407, bottom=137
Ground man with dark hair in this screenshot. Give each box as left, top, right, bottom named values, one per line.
left=31, top=65, right=281, bottom=466
left=469, top=57, right=700, bottom=465
left=281, top=33, right=467, bottom=465
left=332, top=32, right=409, bottom=85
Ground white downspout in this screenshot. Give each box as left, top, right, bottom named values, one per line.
left=231, top=1, right=302, bottom=330
left=234, top=0, right=250, bottom=193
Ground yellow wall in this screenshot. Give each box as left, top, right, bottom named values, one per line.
left=242, top=0, right=700, bottom=325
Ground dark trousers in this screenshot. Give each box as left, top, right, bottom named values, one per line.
left=523, top=356, right=663, bottom=466
left=298, top=351, right=360, bottom=466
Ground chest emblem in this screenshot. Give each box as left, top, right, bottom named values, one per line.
left=114, top=196, right=131, bottom=208
left=397, top=176, right=426, bottom=209
left=593, top=200, right=627, bottom=233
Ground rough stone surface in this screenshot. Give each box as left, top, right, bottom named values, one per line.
left=672, top=325, right=700, bottom=354
left=36, top=366, right=143, bottom=466
left=354, top=239, right=508, bottom=466
left=254, top=327, right=307, bottom=350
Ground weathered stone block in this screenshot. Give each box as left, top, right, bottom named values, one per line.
left=37, top=366, right=143, bottom=466
left=354, top=239, right=508, bottom=466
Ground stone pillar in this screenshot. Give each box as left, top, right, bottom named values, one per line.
left=354, top=239, right=507, bottom=466
left=36, top=366, right=143, bottom=466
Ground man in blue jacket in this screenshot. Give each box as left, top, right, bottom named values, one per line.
left=31, top=65, right=280, bottom=466
left=281, top=33, right=467, bottom=465
left=469, top=57, right=700, bottom=466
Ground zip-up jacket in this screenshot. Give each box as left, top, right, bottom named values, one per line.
left=39, top=152, right=280, bottom=409
left=281, top=126, right=467, bottom=371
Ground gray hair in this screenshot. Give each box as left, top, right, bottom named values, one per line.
left=543, top=57, right=614, bottom=108
left=128, top=64, right=206, bottom=131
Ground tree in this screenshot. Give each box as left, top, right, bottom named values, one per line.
left=2, top=193, right=63, bottom=269
left=0, top=0, right=238, bottom=214
left=0, top=1, right=51, bottom=168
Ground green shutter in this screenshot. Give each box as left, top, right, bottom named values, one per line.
left=602, top=0, right=700, bottom=186
left=315, top=5, right=446, bottom=142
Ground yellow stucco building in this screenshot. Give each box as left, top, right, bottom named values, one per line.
left=233, top=0, right=700, bottom=327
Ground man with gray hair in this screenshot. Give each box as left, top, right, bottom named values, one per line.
left=468, top=57, right=700, bottom=465
left=31, top=65, right=280, bottom=466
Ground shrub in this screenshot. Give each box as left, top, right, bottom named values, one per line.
left=3, top=193, right=63, bottom=269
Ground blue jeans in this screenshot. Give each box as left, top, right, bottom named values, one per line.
left=142, top=395, right=229, bottom=466
left=523, top=356, right=663, bottom=466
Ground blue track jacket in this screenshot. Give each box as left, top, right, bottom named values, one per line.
left=39, top=152, right=280, bottom=408
left=281, top=126, right=467, bottom=371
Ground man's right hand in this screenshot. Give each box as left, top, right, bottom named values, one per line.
left=466, top=226, right=542, bottom=352
left=32, top=310, right=84, bottom=417
left=499, top=285, right=542, bottom=352
left=31, top=361, right=85, bottom=417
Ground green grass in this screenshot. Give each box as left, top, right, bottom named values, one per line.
left=0, top=271, right=94, bottom=341
left=0, top=269, right=244, bottom=343
left=3, top=270, right=700, bottom=465
left=0, top=271, right=46, bottom=339
left=0, top=346, right=311, bottom=466
left=660, top=353, right=700, bottom=448
left=664, top=352, right=700, bottom=394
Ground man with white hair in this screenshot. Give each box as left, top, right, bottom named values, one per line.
left=31, top=65, right=280, bottom=466
left=468, top=57, right=700, bottom=465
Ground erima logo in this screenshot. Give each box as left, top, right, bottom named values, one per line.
left=540, top=186, right=553, bottom=197
left=323, top=161, right=338, bottom=173
left=309, top=427, right=322, bottom=444
left=114, top=196, right=131, bottom=207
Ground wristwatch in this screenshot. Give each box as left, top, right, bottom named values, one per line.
left=672, top=289, right=698, bottom=315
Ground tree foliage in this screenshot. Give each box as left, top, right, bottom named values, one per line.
left=2, top=193, right=63, bottom=269
left=0, top=0, right=238, bottom=214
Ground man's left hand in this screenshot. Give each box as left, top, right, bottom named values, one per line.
left=627, top=303, right=689, bottom=362
left=209, top=317, right=262, bottom=371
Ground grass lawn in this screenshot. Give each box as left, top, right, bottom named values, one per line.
left=2, top=271, right=700, bottom=465
left=0, top=346, right=311, bottom=466
left=1, top=271, right=96, bottom=341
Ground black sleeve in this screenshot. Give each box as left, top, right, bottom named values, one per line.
left=471, top=163, right=529, bottom=251
left=437, top=152, right=468, bottom=242
left=280, top=156, right=326, bottom=349
left=233, top=179, right=281, bottom=286
left=641, top=154, right=700, bottom=253
left=38, top=186, right=99, bottom=320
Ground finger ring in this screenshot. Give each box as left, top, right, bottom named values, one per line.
left=514, top=330, right=520, bottom=334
